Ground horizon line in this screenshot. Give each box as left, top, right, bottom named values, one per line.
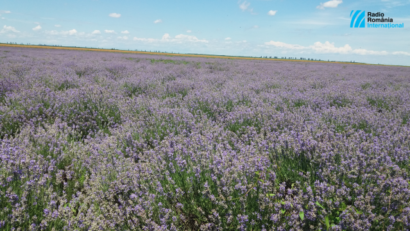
left=1, top=42, right=408, bottom=67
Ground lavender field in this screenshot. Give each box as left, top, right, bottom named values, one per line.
left=1, top=47, right=410, bottom=231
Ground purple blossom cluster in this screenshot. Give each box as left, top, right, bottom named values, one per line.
left=1, top=47, right=410, bottom=230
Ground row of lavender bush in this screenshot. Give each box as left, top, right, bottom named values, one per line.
left=0, top=47, right=410, bottom=230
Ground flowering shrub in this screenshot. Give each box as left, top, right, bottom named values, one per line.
left=0, top=47, right=410, bottom=230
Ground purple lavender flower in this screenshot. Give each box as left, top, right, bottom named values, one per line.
left=0, top=46, right=409, bottom=231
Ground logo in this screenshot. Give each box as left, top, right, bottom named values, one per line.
left=350, top=10, right=404, bottom=28
left=350, top=10, right=365, bottom=28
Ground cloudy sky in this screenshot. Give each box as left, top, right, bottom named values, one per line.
left=0, top=0, right=409, bottom=65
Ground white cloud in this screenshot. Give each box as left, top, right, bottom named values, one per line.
left=118, top=36, right=128, bottom=40
left=350, top=48, right=389, bottom=55
left=109, top=13, right=121, bottom=18
left=32, top=25, right=41, bottom=31
left=154, top=19, right=162, bottom=24
left=186, top=30, right=192, bottom=33
left=133, top=37, right=157, bottom=43
left=253, top=25, right=259, bottom=29
left=133, top=33, right=208, bottom=43
left=66, top=29, right=77, bottom=35
left=265, top=40, right=390, bottom=55
left=392, top=51, right=410, bottom=56
left=46, top=29, right=77, bottom=36
left=55, top=25, right=61, bottom=27
left=92, top=30, right=101, bottom=34
left=1, top=25, right=19, bottom=33
left=121, top=30, right=129, bottom=34
left=105, top=30, right=115, bottom=34
left=238, top=1, right=255, bottom=14
left=225, top=37, right=231, bottom=40
left=0, top=10, right=11, bottom=17
left=268, top=10, right=277, bottom=16
left=317, top=0, right=343, bottom=9
left=174, top=34, right=208, bottom=43
left=265, top=41, right=305, bottom=50
left=162, top=33, right=171, bottom=40
left=46, top=30, right=60, bottom=35
left=239, top=1, right=250, bottom=11
left=311, top=41, right=352, bottom=54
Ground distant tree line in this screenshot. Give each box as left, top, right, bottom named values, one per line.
left=259, top=56, right=356, bottom=63
left=0, top=42, right=357, bottom=63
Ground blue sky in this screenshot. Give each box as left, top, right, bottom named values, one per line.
left=0, top=0, right=409, bottom=65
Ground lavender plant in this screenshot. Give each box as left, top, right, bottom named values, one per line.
left=0, top=46, right=410, bottom=230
